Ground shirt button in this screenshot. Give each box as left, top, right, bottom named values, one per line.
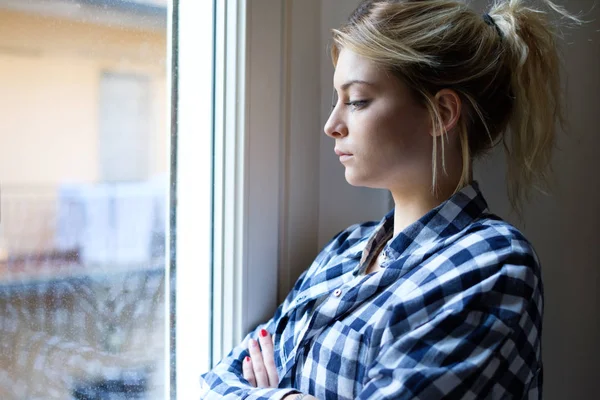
left=333, top=288, right=342, bottom=297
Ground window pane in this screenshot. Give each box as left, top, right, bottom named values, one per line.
left=0, top=1, right=168, bottom=398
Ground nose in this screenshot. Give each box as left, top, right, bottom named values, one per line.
left=324, top=107, right=348, bottom=139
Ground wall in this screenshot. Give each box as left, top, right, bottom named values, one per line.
left=0, top=8, right=167, bottom=256
left=0, top=9, right=167, bottom=186
left=314, top=0, right=599, bottom=398
left=278, top=0, right=387, bottom=303
left=318, top=0, right=388, bottom=249
left=277, top=0, right=323, bottom=302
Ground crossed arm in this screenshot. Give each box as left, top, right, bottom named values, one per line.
left=199, top=266, right=317, bottom=400
left=219, top=304, right=539, bottom=400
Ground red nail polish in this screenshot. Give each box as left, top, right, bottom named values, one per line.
left=260, top=329, right=268, bottom=337
left=245, top=356, right=250, bottom=362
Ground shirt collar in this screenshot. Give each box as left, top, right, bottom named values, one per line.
left=358, top=181, right=489, bottom=273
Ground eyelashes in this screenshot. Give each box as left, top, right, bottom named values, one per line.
left=330, top=99, right=371, bottom=111
left=330, top=89, right=372, bottom=111
left=345, top=100, right=370, bottom=110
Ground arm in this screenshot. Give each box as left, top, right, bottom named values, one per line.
left=200, top=271, right=309, bottom=400
left=357, top=262, right=543, bottom=399
left=200, top=306, right=298, bottom=399
left=201, top=225, right=362, bottom=399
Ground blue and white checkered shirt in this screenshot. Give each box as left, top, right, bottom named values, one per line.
left=200, top=182, right=543, bottom=399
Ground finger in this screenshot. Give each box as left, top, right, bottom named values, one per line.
left=248, top=339, right=269, bottom=387
left=257, top=329, right=279, bottom=387
left=242, top=356, right=257, bottom=387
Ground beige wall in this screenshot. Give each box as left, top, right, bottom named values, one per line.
left=0, top=9, right=167, bottom=186
left=0, top=8, right=167, bottom=256
left=318, top=0, right=389, bottom=248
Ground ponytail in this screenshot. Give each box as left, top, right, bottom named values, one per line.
left=489, top=0, right=581, bottom=212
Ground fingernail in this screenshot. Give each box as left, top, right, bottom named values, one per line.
left=245, top=356, right=250, bottom=362
left=260, top=329, right=268, bottom=338
left=250, top=339, right=257, bottom=347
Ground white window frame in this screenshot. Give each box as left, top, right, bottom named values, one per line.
left=211, top=0, right=287, bottom=363
left=170, top=0, right=214, bottom=398
left=171, top=0, right=292, bottom=393
left=210, top=0, right=326, bottom=365
left=173, top=0, right=327, bottom=396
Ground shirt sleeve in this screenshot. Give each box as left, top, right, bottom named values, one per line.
left=199, top=278, right=305, bottom=400
left=357, top=262, right=543, bottom=400
left=199, top=245, right=332, bottom=400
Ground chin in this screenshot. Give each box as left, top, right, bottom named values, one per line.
left=344, top=168, right=390, bottom=190
left=344, top=170, right=373, bottom=188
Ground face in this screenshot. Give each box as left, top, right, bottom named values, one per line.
left=324, top=48, right=433, bottom=191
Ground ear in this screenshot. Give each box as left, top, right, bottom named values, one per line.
left=432, top=89, right=461, bottom=137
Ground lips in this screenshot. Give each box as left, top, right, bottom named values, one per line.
left=334, top=148, right=353, bottom=163
left=334, top=148, right=352, bottom=157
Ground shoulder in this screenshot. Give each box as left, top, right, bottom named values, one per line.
left=388, top=213, right=542, bottom=316
left=446, top=213, right=539, bottom=271
left=430, top=214, right=543, bottom=323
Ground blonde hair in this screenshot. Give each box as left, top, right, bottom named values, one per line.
left=331, top=0, right=581, bottom=213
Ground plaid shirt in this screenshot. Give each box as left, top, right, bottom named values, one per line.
left=200, top=182, right=543, bottom=399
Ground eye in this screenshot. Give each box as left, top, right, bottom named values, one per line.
left=344, top=100, right=370, bottom=110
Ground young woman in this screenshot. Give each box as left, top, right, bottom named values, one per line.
left=201, top=0, right=579, bottom=399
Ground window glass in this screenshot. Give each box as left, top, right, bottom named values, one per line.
left=0, top=1, right=169, bottom=398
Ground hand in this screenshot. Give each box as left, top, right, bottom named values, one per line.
left=242, top=328, right=279, bottom=388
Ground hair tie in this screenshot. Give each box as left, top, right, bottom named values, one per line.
left=483, top=13, right=503, bottom=39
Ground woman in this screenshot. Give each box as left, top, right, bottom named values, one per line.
left=201, top=0, right=579, bottom=399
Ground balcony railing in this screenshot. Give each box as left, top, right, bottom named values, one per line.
left=0, top=181, right=166, bottom=288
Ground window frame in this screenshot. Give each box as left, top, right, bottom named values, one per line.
left=172, top=0, right=329, bottom=394
left=209, top=0, right=327, bottom=366
left=169, top=0, right=215, bottom=398
left=210, top=0, right=287, bottom=364
left=170, top=0, right=289, bottom=393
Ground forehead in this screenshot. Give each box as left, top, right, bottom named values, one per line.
left=333, top=48, right=383, bottom=89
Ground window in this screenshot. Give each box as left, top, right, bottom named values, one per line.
left=0, top=0, right=288, bottom=398
left=0, top=0, right=178, bottom=398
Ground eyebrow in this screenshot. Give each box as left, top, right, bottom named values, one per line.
left=337, top=79, right=376, bottom=91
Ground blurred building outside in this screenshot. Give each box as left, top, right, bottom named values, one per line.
left=0, top=1, right=170, bottom=398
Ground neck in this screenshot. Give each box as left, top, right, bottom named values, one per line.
left=389, top=142, right=468, bottom=236
left=390, top=178, right=462, bottom=237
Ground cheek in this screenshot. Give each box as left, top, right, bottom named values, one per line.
left=370, top=107, right=431, bottom=157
